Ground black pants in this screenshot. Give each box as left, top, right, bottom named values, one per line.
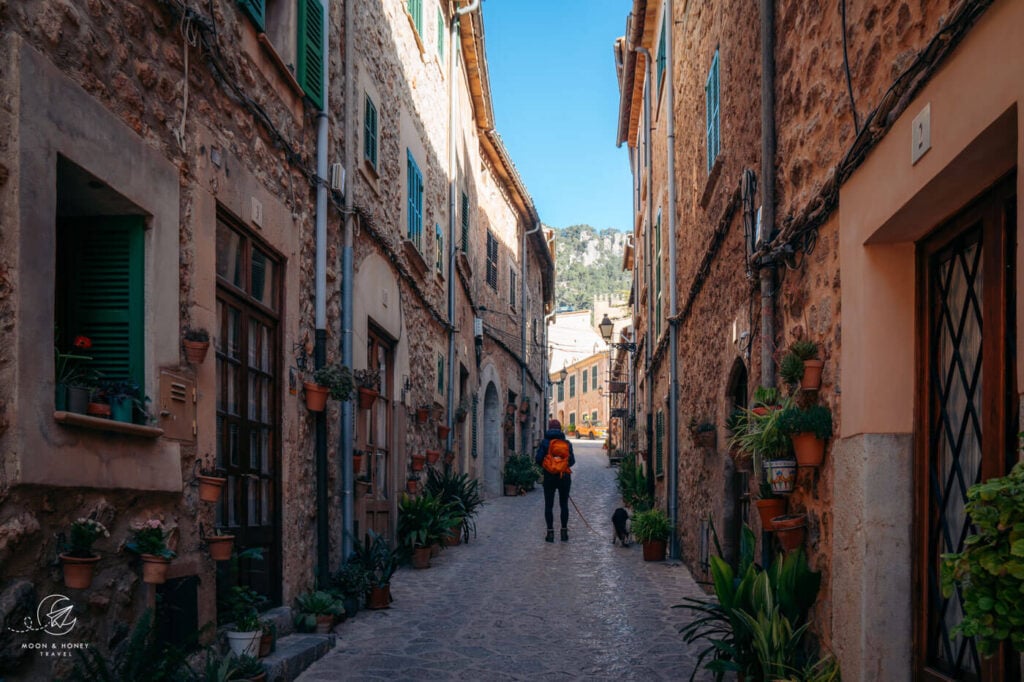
left=543, top=471, right=572, bottom=530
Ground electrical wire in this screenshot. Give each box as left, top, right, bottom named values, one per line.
left=840, top=0, right=860, bottom=134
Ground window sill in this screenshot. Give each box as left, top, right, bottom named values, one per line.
left=402, top=239, right=429, bottom=277
left=457, top=251, right=472, bottom=277
left=54, top=411, right=164, bottom=439
left=358, top=161, right=381, bottom=198
left=700, top=152, right=725, bottom=210
left=257, top=34, right=306, bottom=101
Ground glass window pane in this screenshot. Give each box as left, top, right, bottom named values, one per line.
left=251, top=248, right=276, bottom=308
left=216, top=226, right=243, bottom=288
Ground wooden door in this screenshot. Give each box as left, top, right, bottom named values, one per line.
left=355, top=325, right=394, bottom=541
left=915, top=175, right=1017, bottom=681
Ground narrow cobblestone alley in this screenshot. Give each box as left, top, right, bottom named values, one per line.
left=299, top=440, right=714, bottom=681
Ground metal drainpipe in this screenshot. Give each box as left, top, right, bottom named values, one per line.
left=665, top=0, right=680, bottom=561
left=522, top=220, right=541, bottom=450
left=447, top=0, right=481, bottom=460
left=759, top=0, right=777, bottom=390
left=339, top=0, right=355, bottom=562
left=634, top=45, right=655, bottom=503
left=314, top=0, right=331, bottom=583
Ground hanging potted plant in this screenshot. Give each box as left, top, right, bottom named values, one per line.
left=125, top=519, right=176, bottom=584
left=426, top=449, right=441, bottom=465
left=750, top=386, right=781, bottom=415
left=454, top=398, right=469, bottom=423
left=778, top=404, right=833, bottom=468
left=195, top=458, right=227, bottom=503
left=437, top=423, right=451, bottom=439
left=688, top=418, right=717, bottom=449
left=632, top=508, right=671, bottom=561
left=411, top=453, right=426, bottom=472
left=771, top=513, right=808, bottom=552
left=416, top=405, right=430, bottom=423
left=304, top=364, right=353, bottom=412
left=406, top=472, right=420, bottom=494
left=182, top=327, right=211, bottom=365
left=353, top=368, right=381, bottom=410
left=204, top=527, right=235, bottom=562
left=353, top=449, right=364, bottom=477
left=778, top=339, right=823, bottom=391
left=754, top=484, right=787, bottom=531
left=60, top=518, right=109, bottom=589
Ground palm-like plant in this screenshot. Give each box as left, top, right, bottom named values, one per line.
left=424, top=467, right=483, bottom=542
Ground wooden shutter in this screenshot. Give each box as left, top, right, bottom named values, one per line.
left=460, top=192, right=470, bottom=253
left=296, top=0, right=324, bottom=109
left=486, top=231, right=498, bottom=289
left=407, top=152, right=423, bottom=249
left=65, top=217, right=145, bottom=385
left=471, top=394, right=479, bottom=459
left=656, top=411, right=665, bottom=476
left=238, top=0, right=265, bottom=31
left=706, top=50, right=720, bottom=172
left=363, top=96, right=378, bottom=169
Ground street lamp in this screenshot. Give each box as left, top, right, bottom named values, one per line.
left=599, top=313, right=636, bottom=353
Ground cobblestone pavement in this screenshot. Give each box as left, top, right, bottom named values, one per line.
left=298, top=440, right=716, bottom=681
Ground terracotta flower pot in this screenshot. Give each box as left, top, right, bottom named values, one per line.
left=315, top=614, right=334, bottom=634
left=406, top=479, right=418, bottom=494
left=792, top=432, right=826, bottom=467
left=61, top=554, right=100, bottom=590
left=426, top=449, right=441, bottom=465
left=183, top=339, right=210, bottom=365
left=353, top=454, right=363, bottom=475
left=771, top=514, right=807, bottom=552
left=140, top=554, right=171, bottom=584
left=304, top=382, right=329, bottom=412
left=755, top=498, right=787, bottom=531
left=694, top=431, right=716, bottom=448
left=87, top=402, right=111, bottom=419
left=367, top=584, right=391, bottom=610
left=504, top=484, right=519, bottom=497
left=411, top=454, right=426, bottom=471
left=357, top=387, right=378, bottom=410
left=642, top=539, right=667, bottom=562
left=259, top=632, right=274, bottom=657
left=412, top=546, right=431, bottom=569
left=197, top=474, right=226, bottom=502
left=444, top=525, right=462, bottom=546
left=416, top=407, right=429, bottom=423
left=206, top=535, right=235, bottom=561
left=437, top=425, right=451, bottom=439
left=800, top=360, right=824, bottom=390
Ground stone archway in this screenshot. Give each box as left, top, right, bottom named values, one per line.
left=482, top=381, right=502, bottom=498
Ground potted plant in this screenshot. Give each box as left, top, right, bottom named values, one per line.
left=352, top=531, right=398, bottom=610
left=182, top=327, right=211, bottom=365
left=304, top=363, right=353, bottom=412
left=941, top=459, right=1024, bottom=657
left=125, top=519, right=176, bottom=584
left=205, top=527, right=235, bottom=562
left=779, top=339, right=822, bottom=391
left=565, top=422, right=578, bottom=438
left=54, top=334, right=96, bottom=413
left=754, top=483, right=787, bottom=531
left=86, top=387, right=112, bottom=419
left=60, top=517, right=109, bottom=589
left=397, top=492, right=454, bottom=569
left=425, top=449, right=442, bottom=465
left=294, top=590, right=345, bottom=634
left=424, top=467, right=483, bottom=546
left=98, top=379, right=150, bottom=424
left=771, top=513, right=808, bottom=552
left=778, top=404, right=833, bottom=467
left=632, top=508, right=671, bottom=561
left=258, top=618, right=276, bottom=657
left=689, top=419, right=716, bottom=449
left=230, top=654, right=266, bottom=682
left=751, top=386, right=781, bottom=415
left=405, top=472, right=419, bottom=494
left=222, top=585, right=264, bottom=657
left=195, top=457, right=227, bottom=502
left=454, top=398, right=469, bottom=423
left=437, top=423, right=451, bottom=439
left=332, top=561, right=371, bottom=616
left=353, top=367, right=381, bottom=410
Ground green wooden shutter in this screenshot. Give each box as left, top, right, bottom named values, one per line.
left=297, top=0, right=325, bottom=110
left=238, top=0, right=265, bottom=31
left=460, top=192, right=470, bottom=253
left=471, top=395, right=479, bottom=458
left=437, top=8, right=445, bottom=59
left=363, top=96, right=378, bottom=169
left=407, top=151, right=423, bottom=249
left=656, top=17, right=666, bottom=91
left=656, top=411, right=665, bottom=476
left=437, top=354, right=445, bottom=394
left=706, top=50, right=720, bottom=172
left=435, top=224, right=444, bottom=274
left=66, top=217, right=145, bottom=386
left=408, top=0, right=423, bottom=35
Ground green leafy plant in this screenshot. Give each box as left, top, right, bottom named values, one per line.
left=125, top=520, right=176, bottom=559
left=631, top=508, right=671, bottom=543
left=311, top=364, right=354, bottom=401
left=294, top=590, right=345, bottom=632
left=424, top=467, right=483, bottom=542
left=332, top=561, right=371, bottom=599
left=778, top=405, right=833, bottom=440
left=55, top=333, right=97, bottom=388
left=351, top=530, right=398, bottom=588
left=727, top=401, right=794, bottom=468
left=941, top=458, right=1024, bottom=655
left=65, top=517, right=109, bottom=558
left=353, top=367, right=381, bottom=390
left=503, top=454, right=540, bottom=488
left=219, top=585, right=265, bottom=632
left=779, top=353, right=806, bottom=387
left=183, top=327, right=210, bottom=343
left=616, top=456, right=653, bottom=511
left=752, top=386, right=780, bottom=408
left=789, top=340, right=819, bottom=361
left=67, top=610, right=192, bottom=681
left=230, top=654, right=265, bottom=679
left=397, top=492, right=456, bottom=554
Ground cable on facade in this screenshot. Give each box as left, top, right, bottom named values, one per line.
left=840, top=0, right=860, bottom=135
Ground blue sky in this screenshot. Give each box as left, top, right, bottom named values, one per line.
left=483, top=0, right=632, bottom=233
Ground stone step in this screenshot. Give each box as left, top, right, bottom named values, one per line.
left=261, top=633, right=336, bottom=682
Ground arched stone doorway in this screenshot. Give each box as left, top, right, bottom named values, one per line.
left=482, top=381, right=502, bottom=498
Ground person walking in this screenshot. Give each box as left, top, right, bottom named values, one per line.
left=536, top=418, right=575, bottom=542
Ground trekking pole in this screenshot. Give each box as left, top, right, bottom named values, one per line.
left=568, top=495, right=596, bottom=534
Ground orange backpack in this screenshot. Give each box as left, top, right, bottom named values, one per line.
left=542, top=438, right=572, bottom=476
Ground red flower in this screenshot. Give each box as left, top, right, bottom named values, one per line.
left=73, top=335, right=92, bottom=350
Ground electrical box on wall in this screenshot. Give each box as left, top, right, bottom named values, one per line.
left=474, top=318, right=483, bottom=338
left=159, top=371, right=196, bottom=441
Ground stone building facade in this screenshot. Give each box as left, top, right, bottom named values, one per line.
left=549, top=352, right=610, bottom=435
left=616, top=0, right=1023, bottom=679
left=0, top=0, right=550, bottom=677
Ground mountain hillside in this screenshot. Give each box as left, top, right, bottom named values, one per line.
left=552, top=225, right=631, bottom=311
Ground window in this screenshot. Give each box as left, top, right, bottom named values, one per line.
left=471, top=394, right=478, bottom=459
left=408, top=0, right=423, bottom=35
left=486, top=230, right=498, bottom=290
left=56, top=217, right=145, bottom=388
left=569, top=412, right=576, bottom=426
left=569, top=374, right=576, bottom=398
left=592, top=365, right=598, bottom=390
left=406, top=150, right=423, bottom=250
left=363, top=95, right=378, bottom=170
left=238, top=0, right=325, bottom=109
left=557, top=381, right=564, bottom=402
left=437, top=8, right=445, bottom=60
left=509, top=267, right=517, bottom=309
left=435, top=224, right=444, bottom=275
left=656, top=15, right=666, bottom=93
left=436, top=353, right=445, bottom=394
left=460, top=192, right=470, bottom=253
left=656, top=410, right=665, bottom=476
left=655, top=209, right=663, bottom=338
left=582, top=367, right=589, bottom=393
left=591, top=410, right=598, bottom=423
left=705, top=49, right=720, bottom=172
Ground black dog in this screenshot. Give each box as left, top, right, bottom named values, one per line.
left=611, top=507, right=631, bottom=547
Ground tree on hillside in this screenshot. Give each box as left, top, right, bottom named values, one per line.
left=551, top=224, right=631, bottom=311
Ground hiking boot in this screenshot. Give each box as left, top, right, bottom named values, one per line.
left=545, top=530, right=554, bottom=543
left=560, top=528, right=569, bottom=542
